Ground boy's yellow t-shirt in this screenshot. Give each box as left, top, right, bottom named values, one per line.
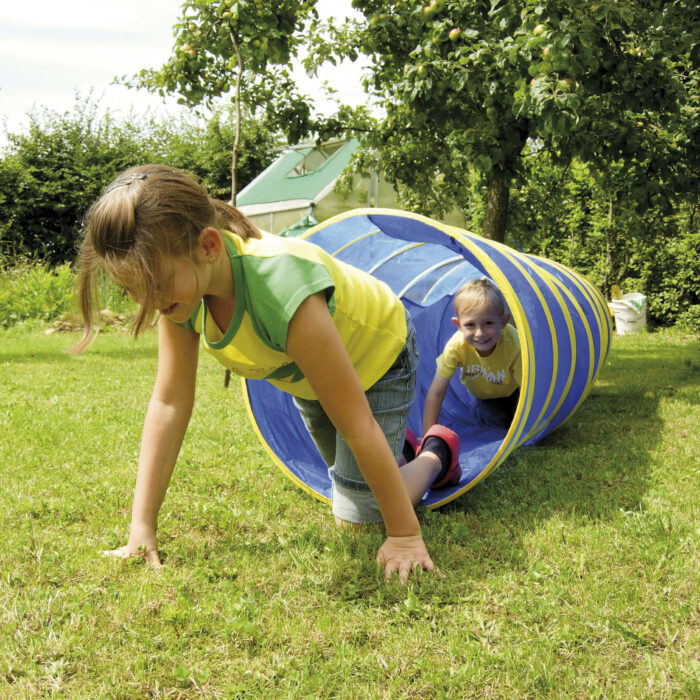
left=436, top=324, right=521, bottom=400
left=175, top=229, right=407, bottom=400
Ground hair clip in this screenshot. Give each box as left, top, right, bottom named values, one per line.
left=105, top=172, right=148, bottom=193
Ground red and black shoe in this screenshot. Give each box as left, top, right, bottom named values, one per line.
left=398, top=426, right=421, bottom=466
left=416, top=425, right=462, bottom=488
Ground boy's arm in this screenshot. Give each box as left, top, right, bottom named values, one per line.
left=103, top=315, right=199, bottom=567
left=286, top=292, right=432, bottom=583
left=423, top=372, right=451, bottom=435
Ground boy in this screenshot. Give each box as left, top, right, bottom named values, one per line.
left=423, top=278, right=521, bottom=433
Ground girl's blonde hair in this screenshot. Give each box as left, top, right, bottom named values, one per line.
left=72, top=164, right=261, bottom=353
left=453, top=277, right=506, bottom=316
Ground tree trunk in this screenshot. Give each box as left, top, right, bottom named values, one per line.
left=482, top=173, right=509, bottom=243
left=230, top=32, right=243, bottom=206
left=224, top=32, right=244, bottom=389
left=604, top=197, right=614, bottom=290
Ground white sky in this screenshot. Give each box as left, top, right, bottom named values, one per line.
left=0, top=0, right=367, bottom=148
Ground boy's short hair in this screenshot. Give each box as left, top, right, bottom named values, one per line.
left=453, top=278, right=506, bottom=316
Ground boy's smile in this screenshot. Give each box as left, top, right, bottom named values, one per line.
left=453, top=305, right=509, bottom=357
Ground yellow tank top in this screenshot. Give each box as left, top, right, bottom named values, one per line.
left=177, top=230, right=407, bottom=400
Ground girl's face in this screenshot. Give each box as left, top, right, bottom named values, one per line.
left=452, top=303, right=509, bottom=357
left=123, top=255, right=209, bottom=324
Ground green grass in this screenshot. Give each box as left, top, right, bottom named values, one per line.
left=0, top=327, right=698, bottom=698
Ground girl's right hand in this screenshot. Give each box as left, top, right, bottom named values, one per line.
left=102, top=525, right=162, bottom=568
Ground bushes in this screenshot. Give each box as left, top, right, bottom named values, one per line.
left=0, top=94, right=282, bottom=329
left=676, top=305, right=700, bottom=334
left=0, top=260, right=75, bottom=326
left=509, top=156, right=699, bottom=329
left=0, top=94, right=279, bottom=265
left=0, top=259, right=136, bottom=327
left=147, top=105, right=280, bottom=203
left=0, top=97, right=156, bottom=265
left=0, top=95, right=696, bottom=330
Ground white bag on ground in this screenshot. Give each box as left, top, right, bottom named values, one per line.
left=612, top=292, right=647, bottom=335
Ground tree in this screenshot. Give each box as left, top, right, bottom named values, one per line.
left=124, top=0, right=319, bottom=202
left=309, top=0, right=698, bottom=242
left=148, top=103, right=281, bottom=201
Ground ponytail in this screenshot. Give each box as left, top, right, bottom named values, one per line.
left=211, top=199, right=261, bottom=240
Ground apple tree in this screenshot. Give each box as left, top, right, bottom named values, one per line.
left=125, top=0, right=318, bottom=202
left=309, top=0, right=698, bottom=242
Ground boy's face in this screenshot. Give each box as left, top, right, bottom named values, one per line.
left=452, top=303, right=510, bottom=357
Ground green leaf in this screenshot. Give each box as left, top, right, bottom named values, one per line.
left=173, top=663, right=190, bottom=682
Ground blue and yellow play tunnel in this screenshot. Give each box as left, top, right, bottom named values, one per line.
left=242, top=209, right=612, bottom=508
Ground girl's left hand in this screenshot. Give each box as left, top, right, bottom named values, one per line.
left=376, top=535, right=435, bottom=584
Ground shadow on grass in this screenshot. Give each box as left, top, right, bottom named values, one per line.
left=0, top=347, right=158, bottom=364
left=0, top=334, right=158, bottom=365
left=424, top=335, right=700, bottom=573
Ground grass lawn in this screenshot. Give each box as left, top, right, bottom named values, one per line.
left=0, top=324, right=698, bottom=698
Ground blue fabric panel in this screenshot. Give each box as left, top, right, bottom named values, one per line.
left=368, top=213, right=467, bottom=255
left=306, top=214, right=378, bottom=252
left=534, top=257, right=612, bottom=376
left=245, top=379, right=333, bottom=499
left=536, top=287, right=594, bottom=439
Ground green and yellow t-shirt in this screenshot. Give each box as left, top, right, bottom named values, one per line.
left=176, top=229, right=407, bottom=400
left=436, top=324, right=521, bottom=400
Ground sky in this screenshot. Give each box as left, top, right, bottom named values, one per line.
left=0, top=0, right=367, bottom=148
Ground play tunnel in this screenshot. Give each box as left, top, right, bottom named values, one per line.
left=242, top=209, right=612, bottom=508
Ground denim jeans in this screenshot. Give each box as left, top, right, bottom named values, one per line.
left=293, top=312, right=418, bottom=523
left=476, top=388, right=520, bottom=427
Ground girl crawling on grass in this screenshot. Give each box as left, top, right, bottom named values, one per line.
left=73, top=164, right=461, bottom=583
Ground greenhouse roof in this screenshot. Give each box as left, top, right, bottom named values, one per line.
left=236, top=138, right=360, bottom=207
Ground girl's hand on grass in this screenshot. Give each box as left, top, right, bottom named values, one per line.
left=102, top=525, right=162, bottom=568
left=102, top=543, right=162, bottom=568
left=376, top=535, right=434, bottom=584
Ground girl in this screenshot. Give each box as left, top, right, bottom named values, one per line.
left=74, top=164, right=461, bottom=584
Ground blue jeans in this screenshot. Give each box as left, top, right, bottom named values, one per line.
left=293, top=312, right=418, bottom=523
left=475, top=389, right=520, bottom=427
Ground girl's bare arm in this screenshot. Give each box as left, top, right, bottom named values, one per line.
left=286, top=293, right=433, bottom=582
left=104, top=316, right=199, bottom=566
